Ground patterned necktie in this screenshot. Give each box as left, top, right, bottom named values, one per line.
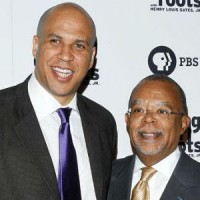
left=57, top=108, right=81, bottom=200
left=131, top=167, right=157, bottom=200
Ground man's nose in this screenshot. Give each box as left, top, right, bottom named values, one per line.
left=142, top=111, right=157, bottom=123
left=57, top=45, right=74, bottom=61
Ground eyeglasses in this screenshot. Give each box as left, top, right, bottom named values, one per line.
left=127, top=108, right=185, bottom=120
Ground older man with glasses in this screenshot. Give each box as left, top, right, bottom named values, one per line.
left=108, top=74, right=200, bottom=200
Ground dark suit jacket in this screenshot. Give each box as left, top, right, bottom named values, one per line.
left=0, top=77, right=117, bottom=200
left=108, top=152, right=200, bottom=200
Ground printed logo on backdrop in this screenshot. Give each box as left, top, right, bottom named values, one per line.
left=82, top=68, right=100, bottom=86
left=148, top=45, right=198, bottom=75
left=86, top=68, right=100, bottom=85
left=148, top=46, right=176, bottom=76
left=150, top=0, right=200, bottom=13
left=180, top=116, right=200, bottom=159
left=78, top=68, right=100, bottom=93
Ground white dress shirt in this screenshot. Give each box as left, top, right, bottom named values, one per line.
left=28, top=73, right=96, bottom=200
left=131, top=147, right=181, bottom=200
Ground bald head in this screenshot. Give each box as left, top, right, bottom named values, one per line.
left=37, top=2, right=96, bottom=46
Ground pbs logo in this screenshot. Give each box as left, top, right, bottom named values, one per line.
left=148, top=46, right=177, bottom=76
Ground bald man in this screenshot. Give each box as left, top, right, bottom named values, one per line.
left=0, top=3, right=117, bottom=200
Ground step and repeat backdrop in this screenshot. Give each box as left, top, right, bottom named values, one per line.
left=1, top=0, right=200, bottom=160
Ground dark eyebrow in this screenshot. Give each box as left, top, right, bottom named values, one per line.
left=46, top=35, right=90, bottom=47
left=75, top=39, right=90, bottom=47
left=156, top=102, right=173, bottom=109
left=47, top=33, right=62, bottom=40
left=131, top=100, right=142, bottom=106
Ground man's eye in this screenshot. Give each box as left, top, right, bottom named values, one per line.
left=50, top=39, right=60, bottom=44
left=132, top=108, right=144, bottom=114
left=75, top=43, right=85, bottom=49
left=157, top=109, right=170, bottom=115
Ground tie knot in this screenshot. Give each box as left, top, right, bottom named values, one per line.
left=131, top=167, right=157, bottom=200
left=140, top=167, right=157, bottom=182
left=57, top=107, right=72, bottom=123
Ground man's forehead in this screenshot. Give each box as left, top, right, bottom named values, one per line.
left=133, top=80, right=177, bottom=94
left=131, top=99, right=171, bottom=106
left=130, top=80, right=180, bottom=105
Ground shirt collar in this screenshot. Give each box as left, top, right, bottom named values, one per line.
left=134, top=147, right=181, bottom=178
left=154, top=147, right=181, bottom=178
left=28, top=73, right=78, bottom=121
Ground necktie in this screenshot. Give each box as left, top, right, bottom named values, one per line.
left=131, top=167, right=157, bottom=200
left=57, top=108, right=81, bottom=200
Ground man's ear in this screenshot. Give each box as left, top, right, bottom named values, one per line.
left=89, top=47, right=96, bottom=70
left=181, top=115, right=191, bottom=135
left=125, top=113, right=130, bottom=125
left=125, top=113, right=131, bottom=133
left=32, top=35, right=39, bottom=58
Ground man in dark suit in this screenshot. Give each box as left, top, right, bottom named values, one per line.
left=108, top=74, right=200, bottom=200
left=0, top=3, right=117, bottom=200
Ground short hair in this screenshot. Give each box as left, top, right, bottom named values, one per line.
left=128, top=74, right=188, bottom=115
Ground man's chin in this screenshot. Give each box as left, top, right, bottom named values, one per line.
left=136, top=146, right=164, bottom=156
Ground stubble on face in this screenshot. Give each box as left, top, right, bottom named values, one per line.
left=127, top=80, right=187, bottom=165
left=133, top=127, right=166, bottom=156
left=32, top=4, right=96, bottom=105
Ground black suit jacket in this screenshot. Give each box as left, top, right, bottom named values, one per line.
left=0, top=77, right=117, bottom=200
left=108, top=152, right=200, bottom=200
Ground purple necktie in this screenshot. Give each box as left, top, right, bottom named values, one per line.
left=57, top=108, right=81, bottom=200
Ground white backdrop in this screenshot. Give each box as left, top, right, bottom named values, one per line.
left=1, top=0, right=200, bottom=160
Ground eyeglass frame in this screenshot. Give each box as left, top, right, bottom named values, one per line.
left=127, top=108, right=186, bottom=119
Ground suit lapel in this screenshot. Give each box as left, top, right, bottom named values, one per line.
left=160, top=173, right=183, bottom=200
left=77, top=96, right=103, bottom=200
left=12, top=80, right=59, bottom=200
left=108, top=156, right=135, bottom=200
left=160, top=152, right=189, bottom=200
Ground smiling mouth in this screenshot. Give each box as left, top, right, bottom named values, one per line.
left=52, top=67, right=73, bottom=78
left=138, top=130, right=162, bottom=140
